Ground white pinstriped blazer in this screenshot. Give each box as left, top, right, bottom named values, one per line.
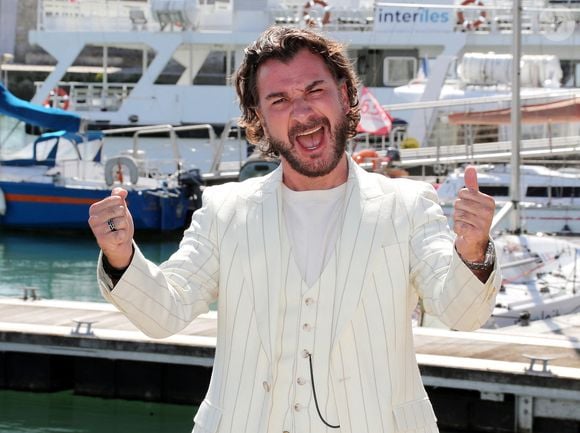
left=98, top=156, right=501, bottom=433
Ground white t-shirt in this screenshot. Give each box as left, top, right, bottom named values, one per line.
left=282, top=183, right=347, bottom=287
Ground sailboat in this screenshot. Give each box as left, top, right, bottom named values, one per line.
left=482, top=4, right=580, bottom=329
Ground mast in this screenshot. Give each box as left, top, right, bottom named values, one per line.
left=510, top=0, right=522, bottom=234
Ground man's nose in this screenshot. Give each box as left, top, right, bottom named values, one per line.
left=291, top=97, right=313, bottom=119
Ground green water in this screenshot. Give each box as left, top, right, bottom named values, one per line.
left=0, top=230, right=180, bottom=302
left=0, top=390, right=196, bottom=433
left=0, top=390, right=472, bottom=433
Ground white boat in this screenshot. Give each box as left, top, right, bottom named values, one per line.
left=436, top=164, right=580, bottom=234
left=486, top=234, right=580, bottom=328
left=9, top=0, right=578, bottom=138
left=417, top=233, right=580, bottom=329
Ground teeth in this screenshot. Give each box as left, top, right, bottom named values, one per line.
left=296, top=126, right=322, bottom=137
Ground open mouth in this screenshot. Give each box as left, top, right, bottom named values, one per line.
left=294, top=126, right=324, bottom=150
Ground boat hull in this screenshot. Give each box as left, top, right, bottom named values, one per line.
left=0, top=182, right=189, bottom=231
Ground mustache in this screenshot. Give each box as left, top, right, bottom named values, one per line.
left=289, top=117, right=330, bottom=140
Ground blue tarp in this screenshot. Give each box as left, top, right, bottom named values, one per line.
left=0, top=83, right=83, bottom=132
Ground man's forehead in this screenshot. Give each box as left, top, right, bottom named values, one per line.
left=256, top=51, right=332, bottom=93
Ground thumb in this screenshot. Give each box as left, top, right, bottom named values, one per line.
left=463, top=166, right=479, bottom=192
left=111, top=187, right=129, bottom=207
left=111, top=187, right=128, bottom=200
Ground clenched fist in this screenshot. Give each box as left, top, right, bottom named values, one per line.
left=88, top=187, right=134, bottom=269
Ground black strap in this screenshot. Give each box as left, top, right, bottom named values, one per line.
left=308, top=353, right=340, bottom=429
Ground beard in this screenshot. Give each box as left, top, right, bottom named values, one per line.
left=267, top=116, right=349, bottom=178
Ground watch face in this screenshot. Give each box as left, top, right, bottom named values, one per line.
left=540, top=10, right=576, bottom=42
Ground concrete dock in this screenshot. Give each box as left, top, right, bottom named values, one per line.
left=0, top=298, right=579, bottom=433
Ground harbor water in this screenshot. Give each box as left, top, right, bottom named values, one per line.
left=0, top=229, right=195, bottom=433
left=0, top=390, right=195, bottom=433
left=0, top=230, right=180, bottom=302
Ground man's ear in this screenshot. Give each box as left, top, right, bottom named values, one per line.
left=254, top=107, right=268, bottom=137
left=339, top=81, right=349, bottom=114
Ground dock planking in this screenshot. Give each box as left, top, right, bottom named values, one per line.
left=1, top=298, right=579, bottom=432
left=0, top=298, right=578, bottom=371
left=0, top=299, right=580, bottom=379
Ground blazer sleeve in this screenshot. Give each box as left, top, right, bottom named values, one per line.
left=97, top=187, right=223, bottom=339
left=407, top=182, right=502, bottom=331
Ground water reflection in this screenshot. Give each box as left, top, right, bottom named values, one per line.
left=0, top=390, right=194, bottom=433
left=0, top=230, right=180, bottom=302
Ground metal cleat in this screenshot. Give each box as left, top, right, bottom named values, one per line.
left=22, top=287, right=39, bottom=301
left=522, top=354, right=556, bottom=376
left=71, top=319, right=97, bottom=337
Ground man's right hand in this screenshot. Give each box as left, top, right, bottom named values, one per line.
left=88, top=187, right=135, bottom=269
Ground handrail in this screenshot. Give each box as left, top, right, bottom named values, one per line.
left=101, top=122, right=221, bottom=174
left=209, top=117, right=243, bottom=175
left=491, top=200, right=513, bottom=233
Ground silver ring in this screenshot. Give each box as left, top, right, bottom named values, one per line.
left=107, top=218, right=117, bottom=232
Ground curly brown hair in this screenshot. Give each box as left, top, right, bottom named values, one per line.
left=234, top=25, right=360, bottom=156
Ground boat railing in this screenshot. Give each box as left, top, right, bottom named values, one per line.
left=36, top=0, right=580, bottom=36
left=99, top=122, right=247, bottom=179
left=491, top=200, right=514, bottom=232
left=38, top=0, right=150, bottom=32
left=207, top=117, right=245, bottom=176
left=37, top=0, right=234, bottom=32
left=399, top=134, right=580, bottom=168
left=383, top=90, right=580, bottom=169
left=34, top=81, right=136, bottom=112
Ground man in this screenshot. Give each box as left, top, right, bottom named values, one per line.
left=89, top=26, right=500, bottom=433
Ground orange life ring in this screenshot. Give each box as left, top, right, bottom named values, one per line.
left=352, top=149, right=381, bottom=171
left=303, top=0, right=331, bottom=27
left=43, top=87, right=70, bottom=110
left=457, top=0, right=487, bottom=30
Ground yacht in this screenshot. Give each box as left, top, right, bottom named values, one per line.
left=437, top=164, right=580, bottom=234
left=18, top=0, right=580, bottom=139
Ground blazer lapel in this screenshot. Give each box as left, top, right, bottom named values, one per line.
left=331, top=159, right=395, bottom=348
left=236, top=168, right=284, bottom=364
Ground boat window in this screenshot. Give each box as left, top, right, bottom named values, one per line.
left=562, top=60, right=580, bottom=87
left=193, top=50, right=235, bottom=85
left=383, top=57, right=417, bottom=86
left=551, top=186, right=580, bottom=198
left=526, top=186, right=549, bottom=197
left=479, top=186, right=509, bottom=196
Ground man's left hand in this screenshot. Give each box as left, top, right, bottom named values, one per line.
left=453, top=165, right=496, bottom=261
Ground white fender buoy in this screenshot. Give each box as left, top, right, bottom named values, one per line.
left=0, top=188, right=5, bottom=216
left=0, top=189, right=6, bottom=216
left=104, top=156, right=139, bottom=187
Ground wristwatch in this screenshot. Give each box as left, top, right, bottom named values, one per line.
left=458, top=240, right=495, bottom=271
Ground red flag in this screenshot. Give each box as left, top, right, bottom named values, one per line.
left=356, top=87, right=393, bottom=135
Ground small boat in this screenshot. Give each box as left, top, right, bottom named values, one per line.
left=0, top=82, right=194, bottom=232
left=417, top=234, right=580, bottom=329
left=0, top=130, right=193, bottom=231
left=436, top=164, right=580, bottom=234
left=486, top=234, right=580, bottom=328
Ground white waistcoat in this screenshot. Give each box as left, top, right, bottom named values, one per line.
left=269, top=217, right=342, bottom=433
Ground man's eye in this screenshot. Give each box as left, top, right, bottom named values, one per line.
left=272, top=98, right=286, bottom=105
